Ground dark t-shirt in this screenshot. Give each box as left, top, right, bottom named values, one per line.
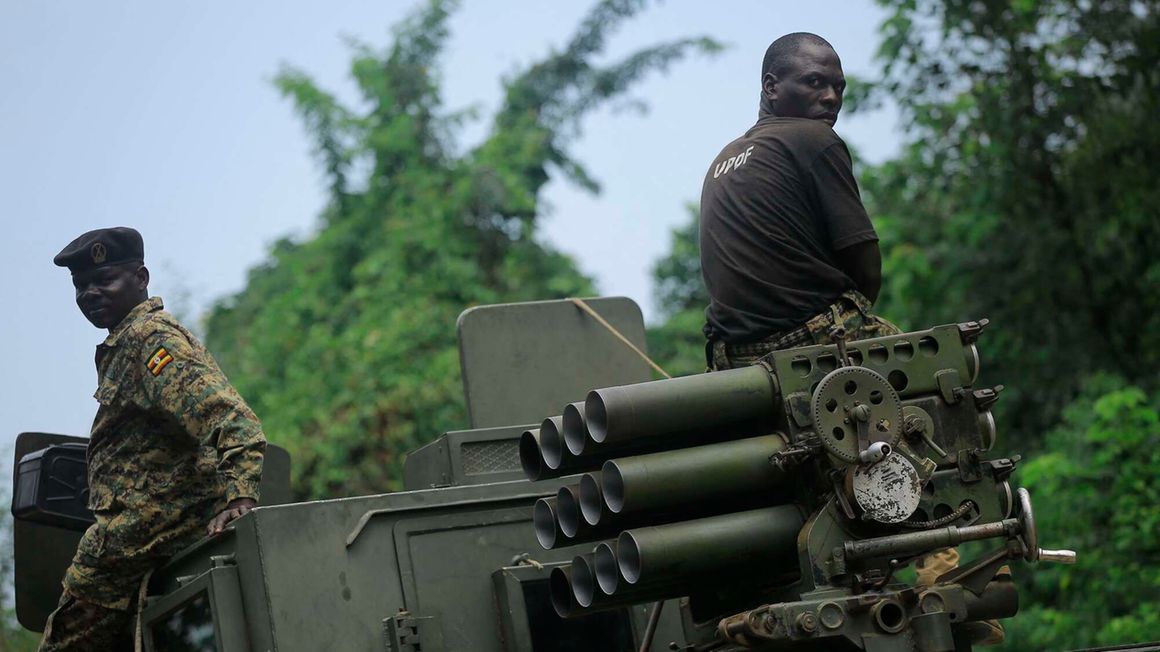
left=700, top=116, right=877, bottom=343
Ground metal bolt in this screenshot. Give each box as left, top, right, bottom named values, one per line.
left=818, top=602, right=845, bottom=629
left=796, top=611, right=818, bottom=634
left=919, top=591, right=946, bottom=614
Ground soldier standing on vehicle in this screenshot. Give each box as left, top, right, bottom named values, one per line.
left=41, top=227, right=266, bottom=652
left=698, top=33, right=1002, bottom=645
left=700, top=32, right=898, bottom=371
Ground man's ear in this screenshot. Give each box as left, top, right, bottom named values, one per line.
left=762, top=72, right=779, bottom=102
left=135, top=265, right=150, bottom=292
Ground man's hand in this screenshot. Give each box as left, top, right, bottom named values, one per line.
left=207, top=497, right=257, bottom=537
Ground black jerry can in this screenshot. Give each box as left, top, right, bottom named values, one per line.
left=12, top=443, right=94, bottom=531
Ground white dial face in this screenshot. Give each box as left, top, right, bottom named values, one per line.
left=852, top=453, right=923, bottom=523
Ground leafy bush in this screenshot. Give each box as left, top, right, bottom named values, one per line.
left=1001, top=376, right=1159, bottom=649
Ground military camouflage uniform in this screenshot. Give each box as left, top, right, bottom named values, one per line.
left=40, top=297, right=265, bottom=652
left=709, top=290, right=900, bottom=371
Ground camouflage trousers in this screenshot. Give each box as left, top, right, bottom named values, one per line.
left=708, top=290, right=902, bottom=371
left=39, top=590, right=135, bottom=652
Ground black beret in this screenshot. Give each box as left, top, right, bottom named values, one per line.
left=54, top=227, right=145, bottom=274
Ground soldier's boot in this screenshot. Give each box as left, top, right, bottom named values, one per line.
left=915, top=548, right=1007, bottom=646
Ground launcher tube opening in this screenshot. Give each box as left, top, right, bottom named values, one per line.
left=594, top=542, right=619, bottom=595
left=563, top=402, right=589, bottom=455
left=557, top=486, right=582, bottom=538
left=579, top=473, right=604, bottom=526
left=519, top=429, right=544, bottom=481
left=533, top=498, right=560, bottom=550
left=572, top=554, right=597, bottom=607
left=541, top=416, right=566, bottom=470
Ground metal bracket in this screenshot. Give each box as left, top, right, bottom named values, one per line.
left=385, top=610, right=444, bottom=652
left=984, top=457, right=1019, bottom=483
left=971, top=385, right=1004, bottom=412
left=828, top=316, right=851, bottom=367
left=956, top=450, right=982, bottom=483
left=956, top=319, right=990, bottom=343
left=786, top=392, right=814, bottom=429
left=934, top=369, right=963, bottom=405
left=209, top=554, right=236, bottom=569
left=934, top=544, right=1016, bottom=596
left=770, top=444, right=815, bottom=472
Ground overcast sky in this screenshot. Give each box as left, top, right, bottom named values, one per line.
left=0, top=1, right=902, bottom=465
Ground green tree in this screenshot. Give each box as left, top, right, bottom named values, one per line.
left=855, top=3, right=1160, bottom=648
left=204, top=0, right=719, bottom=499
left=864, top=0, right=1160, bottom=435
left=1005, top=377, right=1159, bottom=649
left=646, top=203, right=709, bottom=377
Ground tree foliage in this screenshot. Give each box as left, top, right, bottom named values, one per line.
left=646, top=203, right=709, bottom=378
left=863, top=0, right=1160, bottom=434
left=203, top=0, right=719, bottom=499
left=856, top=8, right=1160, bottom=639
left=1010, top=376, right=1159, bottom=648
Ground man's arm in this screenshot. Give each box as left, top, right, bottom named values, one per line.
left=835, top=239, right=882, bottom=304
left=139, top=329, right=266, bottom=536
left=806, top=136, right=882, bottom=303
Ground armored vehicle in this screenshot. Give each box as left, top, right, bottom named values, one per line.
left=12, top=297, right=1077, bottom=651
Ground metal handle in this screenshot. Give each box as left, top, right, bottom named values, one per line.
left=1037, top=549, right=1077, bottom=564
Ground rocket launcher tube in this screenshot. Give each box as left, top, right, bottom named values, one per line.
left=585, top=365, right=779, bottom=445
left=540, top=416, right=566, bottom=470
left=576, top=548, right=690, bottom=615
left=519, top=429, right=545, bottom=481
left=594, top=542, right=620, bottom=595
left=533, top=497, right=564, bottom=550
left=520, top=419, right=606, bottom=481
left=556, top=485, right=583, bottom=539
left=602, top=435, right=791, bottom=516
left=579, top=472, right=604, bottom=526
left=575, top=574, right=687, bottom=615
left=553, top=481, right=641, bottom=545
left=550, top=566, right=582, bottom=618
left=554, top=558, right=683, bottom=617
left=563, top=402, right=590, bottom=456
left=618, top=506, right=803, bottom=586
left=571, top=553, right=599, bottom=607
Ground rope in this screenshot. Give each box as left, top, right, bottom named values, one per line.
left=134, top=568, right=154, bottom=652
left=512, top=552, right=545, bottom=570
left=568, top=298, right=672, bottom=379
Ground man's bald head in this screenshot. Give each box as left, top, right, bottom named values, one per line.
left=758, top=33, right=845, bottom=124
left=761, top=32, right=835, bottom=81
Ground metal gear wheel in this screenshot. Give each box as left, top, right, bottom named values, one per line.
left=810, top=366, right=903, bottom=463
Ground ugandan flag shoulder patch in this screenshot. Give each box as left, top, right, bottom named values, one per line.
left=146, top=346, right=175, bottom=377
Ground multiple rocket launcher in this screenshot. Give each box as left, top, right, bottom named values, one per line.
left=518, top=321, right=1076, bottom=648
left=520, top=364, right=804, bottom=618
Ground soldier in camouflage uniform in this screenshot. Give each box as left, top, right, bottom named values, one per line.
left=42, top=227, right=266, bottom=652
